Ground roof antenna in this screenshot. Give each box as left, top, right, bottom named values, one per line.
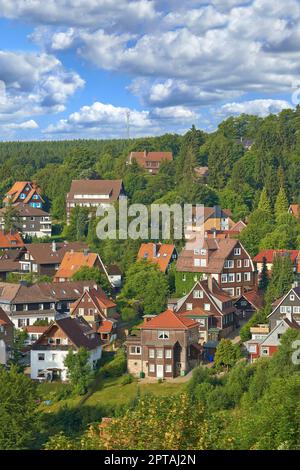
left=126, top=110, right=131, bottom=140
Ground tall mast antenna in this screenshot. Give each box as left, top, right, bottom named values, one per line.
left=126, top=110, right=131, bottom=140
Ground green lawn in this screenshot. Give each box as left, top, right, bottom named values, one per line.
left=38, top=375, right=186, bottom=413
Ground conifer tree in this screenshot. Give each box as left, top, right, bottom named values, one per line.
left=275, top=186, right=289, bottom=222
left=258, top=188, right=272, bottom=216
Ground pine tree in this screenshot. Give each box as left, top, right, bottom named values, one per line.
left=275, top=186, right=289, bottom=222
left=258, top=188, right=272, bottom=216
left=258, top=256, right=269, bottom=290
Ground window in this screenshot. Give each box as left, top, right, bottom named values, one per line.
left=249, top=345, right=257, bottom=353
left=244, top=259, right=250, bottom=267
left=156, top=349, right=163, bottom=358
left=149, top=349, right=155, bottom=358
left=38, top=353, right=45, bottom=361
left=23, top=304, right=28, bottom=311
left=293, top=306, right=300, bottom=313
left=196, top=318, right=206, bottom=327
left=130, top=346, right=141, bottom=355
left=193, top=290, right=203, bottom=299
left=149, top=364, right=155, bottom=373
left=236, top=273, right=241, bottom=282
left=39, top=304, right=44, bottom=310
left=237, top=260, right=242, bottom=268
left=79, top=308, right=84, bottom=315
left=158, top=330, right=169, bottom=339
left=224, top=260, right=234, bottom=269
left=204, top=303, right=210, bottom=311
left=234, top=248, right=241, bottom=256
left=51, top=354, right=56, bottom=361
left=236, top=287, right=241, bottom=296
left=280, top=306, right=292, bottom=314
left=244, top=272, right=251, bottom=281
left=201, top=249, right=206, bottom=255
left=290, top=295, right=295, bottom=301
left=221, top=274, right=228, bottom=283
left=194, top=258, right=200, bottom=267
left=165, top=349, right=172, bottom=359
left=261, top=348, right=269, bottom=356
left=186, top=303, right=193, bottom=311
left=165, top=364, right=172, bottom=373
left=228, top=273, right=235, bottom=283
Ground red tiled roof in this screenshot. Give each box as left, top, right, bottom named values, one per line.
left=237, top=289, right=264, bottom=310
left=137, top=243, right=176, bottom=273
left=54, top=251, right=100, bottom=280
left=129, top=151, right=173, bottom=167
left=3, top=181, right=44, bottom=204
left=98, top=320, right=114, bottom=334
left=0, top=231, right=24, bottom=249
left=289, top=204, right=299, bottom=218
left=253, top=249, right=299, bottom=264
left=141, top=309, right=198, bottom=330
left=0, top=307, right=13, bottom=326
left=24, top=325, right=48, bottom=334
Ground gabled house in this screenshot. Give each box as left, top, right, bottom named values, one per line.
left=0, top=204, right=52, bottom=239
left=174, top=278, right=237, bottom=343
left=24, top=325, right=49, bottom=345
left=176, top=237, right=256, bottom=297
left=234, top=289, right=264, bottom=320
left=18, top=241, right=88, bottom=277
left=127, top=151, right=173, bottom=174
left=53, top=250, right=110, bottom=284
left=253, top=249, right=299, bottom=276
left=126, top=309, right=201, bottom=379
left=3, top=181, right=44, bottom=208
left=186, top=205, right=234, bottom=233
left=0, top=280, right=100, bottom=329
left=70, top=287, right=118, bottom=343
left=137, top=243, right=177, bottom=273
left=267, top=286, right=300, bottom=330
left=30, top=316, right=101, bottom=381
left=245, top=318, right=300, bottom=363
left=0, top=230, right=24, bottom=250
left=0, top=307, right=14, bottom=365
left=66, top=179, right=125, bottom=223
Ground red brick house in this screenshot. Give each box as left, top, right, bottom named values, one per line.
left=176, top=237, right=256, bottom=297
left=174, top=278, right=237, bottom=343
left=126, top=309, right=201, bottom=379
left=70, top=287, right=118, bottom=343
left=127, top=151, right=173, bottom=174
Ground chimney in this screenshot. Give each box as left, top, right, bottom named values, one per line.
left=214, top=205, right=221, bottom=218
left=292, top=281, right=298, bottom=288
left=52, top=241, right=57, bottom=252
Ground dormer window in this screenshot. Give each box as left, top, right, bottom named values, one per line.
left=158, top=330, right=169, bottom=339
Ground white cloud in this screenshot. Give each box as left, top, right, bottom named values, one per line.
left=0, top=51, right=84, bottom=122
left=45, top=100, right=198, bottom=137
left=220, top=99, right=292, bottom=117
left=3, top=120, right=39, bottom=130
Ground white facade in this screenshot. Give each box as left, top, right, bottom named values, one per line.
left=9, top=313, right=56, bottom=329
left=30, top=346, right=102, bottom=381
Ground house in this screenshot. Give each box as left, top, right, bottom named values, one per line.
left=288, top=204, right=299, bottom=219
left=186, top=205, right=234, bottom=233
left=127, top=151, right=173, bottom=175
left=24, top=325, right=49, bottom=345
left=194, top=166, right=209, bottom=183
left=70, top=287, right=118, bottom=343
left=53, top=250, right=110, bottom=284
left=126, top=309, right=201, bottom=379
left=0, top=280, right=100, bottom=329
left=234, top=289, right=264, bottom=320
left=245, top=318, right=300, bottom=362
left=66, top=179, right=125, bottom=223
left=0, top=230, right=24, bottom=250
left=137, top=243, right=177, bottom=273
left=0, top=308, right=14, bottom=365
left=174, top=278, right=237, bottom=343
left=106, top=264, right=122, bottom=289
left=253, top=249, right=299, bottom=276
left=267, top=286, right=300, bottom=330
left=18, top=241, right=88, bottom=277
left=3, top=181, right=44, bottom=208
left=0, top=204, right=52, bottom=239
left=30, top=316, right=102, bottom=381
left=176, top=237, right=256, bottom=297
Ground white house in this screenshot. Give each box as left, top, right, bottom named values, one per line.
left=30, top=316, right=102, bottom=381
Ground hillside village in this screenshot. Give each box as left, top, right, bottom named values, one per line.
left=0, top=116, right=300, bottom=450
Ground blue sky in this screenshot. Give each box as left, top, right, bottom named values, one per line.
left=0, top=0, right=299, bottom=140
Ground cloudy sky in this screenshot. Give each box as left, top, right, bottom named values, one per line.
left=0, top=0, right=299, bottom=140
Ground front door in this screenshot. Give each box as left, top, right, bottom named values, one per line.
left=156, top=364, right=164, bottom=378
